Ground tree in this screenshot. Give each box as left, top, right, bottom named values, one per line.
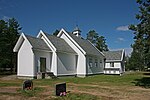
left=87, top=30, right=109, bottom=52
left=129, top=0, right=150, bottom=70
left=87, top=30, right=98, bottom=45
left=96, top=36, right=109, bottom=52
left=0, top=20, right=8, bottom=70
left=53, top=29, right=60, bottom=36
left=0, top=18, right=21, bottom=73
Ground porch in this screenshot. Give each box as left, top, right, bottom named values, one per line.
left=104, top=68, right=121, bottom=75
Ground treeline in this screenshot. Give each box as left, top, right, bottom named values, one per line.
left=0, top=18, right=21, bottom=74
left=126, top=0, right=150, bottom=71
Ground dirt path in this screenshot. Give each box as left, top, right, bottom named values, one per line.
left=0, top=86, right=19, bottom=93
left=67, top=83, right=150, bottom=100
left=0, top=83, right=150, bottom=100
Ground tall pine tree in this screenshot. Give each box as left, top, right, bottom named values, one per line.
left=129, top=0, right=150, bottom=70
left=87, top=30, right=109, bottom=52
left=0, top=18, right=21, bottom=73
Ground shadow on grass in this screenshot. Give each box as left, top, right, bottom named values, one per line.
left=0, top=71, right=16, bottom=75
left=143, top=72, right=150, bottom=75
left=133, top=77, right=150, bottom=88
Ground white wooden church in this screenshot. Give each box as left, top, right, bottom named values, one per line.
left=13, top=27, right=125, bottom=79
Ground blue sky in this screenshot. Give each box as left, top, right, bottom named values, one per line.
left=0, top=0, right=139, bottom=55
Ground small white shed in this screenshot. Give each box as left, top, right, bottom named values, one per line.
left=103, top=50, right=125, bottom=75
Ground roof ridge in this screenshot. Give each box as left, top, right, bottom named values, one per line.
left=103, top=49, right=123, bottom=52
left=43, top=32, right=66, bottom=40
left=25, top=34, right=41, bottom=40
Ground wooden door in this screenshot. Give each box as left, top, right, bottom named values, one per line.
left=40, top=57, right=46, bottom=72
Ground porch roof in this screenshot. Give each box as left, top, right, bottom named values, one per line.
left=45, top=34, right=77, bottom=54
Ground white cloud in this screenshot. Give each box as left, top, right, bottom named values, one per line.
left=116, top=25, right=129, bottom=31
left=115, top=37, right=126, bottom=43
left=118, top=37, right=125, bottom=41
left=125, top=48, right=133, bottom=56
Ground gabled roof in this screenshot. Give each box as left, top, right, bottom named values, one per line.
left=103, top=50, right=124, bottom=61
left=67, top=32, right=104, bottom=56
left=25, top=35, right=51, bottom=51
left=13, top=33, right=51, bottom=52
left=44, top=33, right=76, bottom=54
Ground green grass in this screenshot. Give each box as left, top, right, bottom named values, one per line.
left=0, top=71, right=146, bottom=88
left=36, top=72, right=143, bottom=86
left=0, top=71, right=150, bottom=99
left=18, top=87, right=44, bottom=97
left=0, top=82, right=21, bottom=87
left=29, top=71, right=145, bottom=88
left=0, top=80, right=23, bottom=87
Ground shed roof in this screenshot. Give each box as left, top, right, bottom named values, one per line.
left=103, top=50, right=124, bottom=61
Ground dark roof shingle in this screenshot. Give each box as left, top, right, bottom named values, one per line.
left=45, top=34, right=76, bottom=54
left=103, top=50, right=123, bottom=61
left=26, top=35, right=51, bottom=51
left=68, top=32, right=103, bottom=56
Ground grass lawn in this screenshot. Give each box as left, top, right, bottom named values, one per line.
left=0, top=71, right=150, bottom=100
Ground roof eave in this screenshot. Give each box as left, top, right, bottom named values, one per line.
left=32, top=48, right=52, bottom=52
left=56, top=50, right=77, bottom=55
left=13, top=33, right=33, bottom=52
left=58, top=28, right=86, bottom=55
left=37, top=30, right=57, bottom=52
left=105, top=60, right=122, bottom=62
left=121, top=49, right=125, bottom=61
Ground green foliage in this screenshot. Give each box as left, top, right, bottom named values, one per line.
left=87, top=30, right=109, bottom=52
left=53, top=29, right=60, bottom=36
left=87, top=30, right=98, bottom=45
left=96, top=36, right=109, bottom=52
left=0, top=18, right=21, bottom=73
left=128, top=0, right=150, bottom=71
